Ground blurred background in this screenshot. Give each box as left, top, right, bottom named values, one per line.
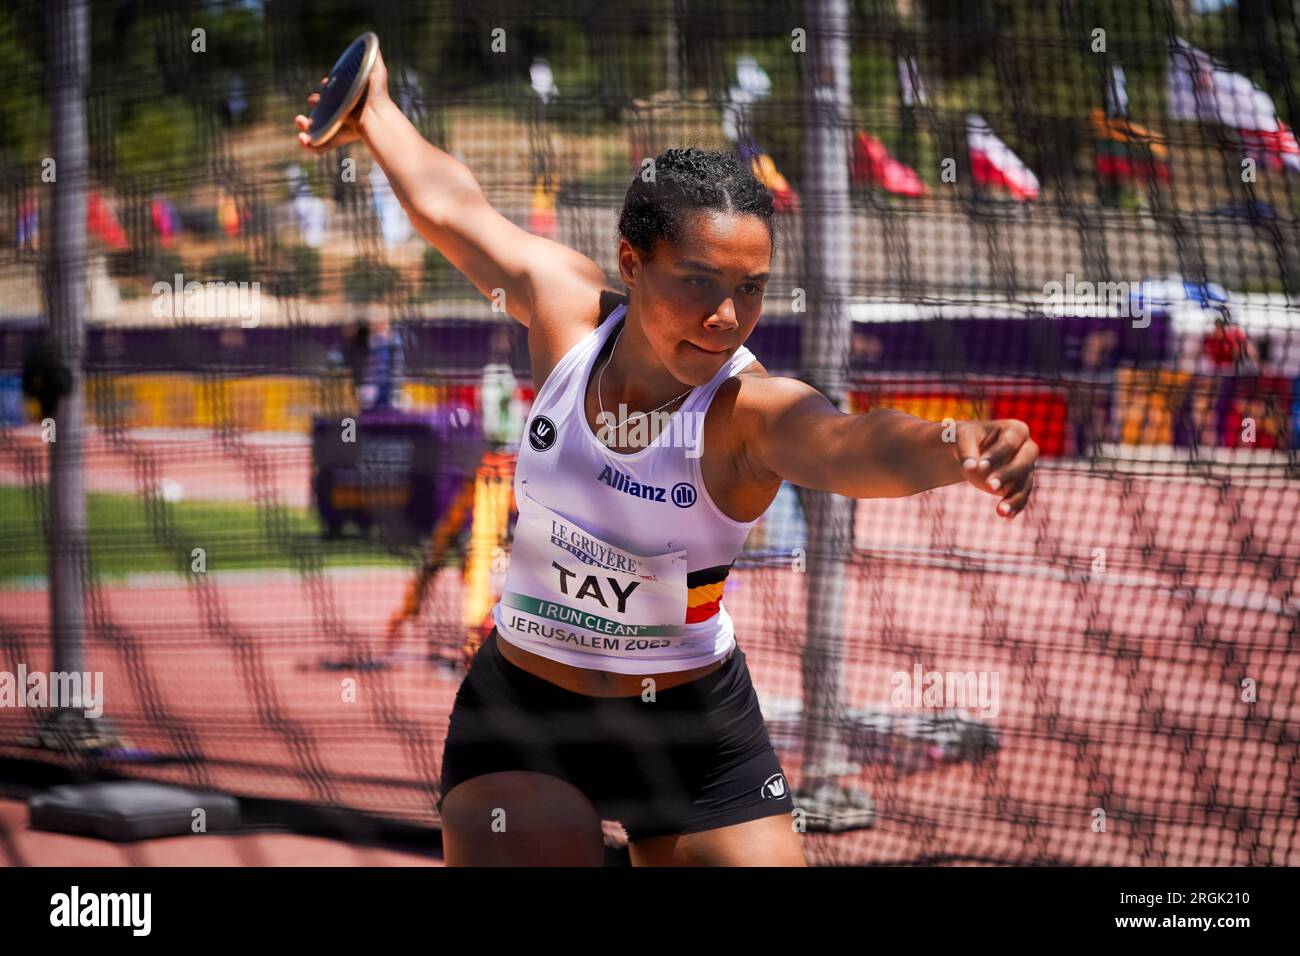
left=0, top=0, right=1297, bottom=866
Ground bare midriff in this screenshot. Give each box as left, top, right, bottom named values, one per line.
left=493, top=631, right=730, bottom=698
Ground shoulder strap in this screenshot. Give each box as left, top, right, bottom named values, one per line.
left=598, top=289, right=628, bottom=324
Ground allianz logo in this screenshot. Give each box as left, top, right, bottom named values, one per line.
left=596, top=465, right=697, bottom=508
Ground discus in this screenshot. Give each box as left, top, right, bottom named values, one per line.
left=308, top=31, right=380, bottom=147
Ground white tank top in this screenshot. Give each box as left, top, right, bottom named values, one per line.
left=492, top=301, right=762, bottom=675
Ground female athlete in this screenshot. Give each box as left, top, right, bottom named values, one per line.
left=296, top=48, right=1038, bottom=867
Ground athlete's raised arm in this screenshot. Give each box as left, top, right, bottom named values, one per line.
left=736, top=375, right=1038, bottom=518
left=292, top=47, right=608, bottom=340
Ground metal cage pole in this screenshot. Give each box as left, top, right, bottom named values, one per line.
left=796, top=0, right=872, bottom=830
left=38, top=0, right=112, bottom=751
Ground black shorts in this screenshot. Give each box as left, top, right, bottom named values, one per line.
left=437, top=629, right=795, bottom=843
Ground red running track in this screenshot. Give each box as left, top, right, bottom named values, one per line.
left=2, top=431, right=1298, bottom=865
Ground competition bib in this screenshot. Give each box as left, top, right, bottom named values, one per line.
left=499, top=487, right=689, bottom=654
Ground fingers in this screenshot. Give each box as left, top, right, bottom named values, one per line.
left=978, top=432, right=1019, bottom=491
left=290, top=78, right=334, bottom=152
left=989, top=441, right=1037, bottom=519
left=295, top=129, right=324, bottom=155
left=958, top=422, right=1009, bottom=490
left=956, top=419, right=1036, bottom=519
left=972, top=420, right=1032, bottom=491
left=995, top=467, right=1034, bottom=519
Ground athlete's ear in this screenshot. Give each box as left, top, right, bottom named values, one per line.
left=616, top=238, right=644, bottom=289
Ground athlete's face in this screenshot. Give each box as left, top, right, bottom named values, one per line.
left=619, top=211, right=771, bottom=385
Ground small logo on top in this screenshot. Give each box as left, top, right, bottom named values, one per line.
left=528, top=415, right=557, bottom=451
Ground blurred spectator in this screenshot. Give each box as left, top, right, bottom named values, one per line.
left=1081, top=328, right=1117, bottom=371
left=850, top=329, right=884, bottom=367
left=226, top=75, right=247, bottom=123
left=288, top=163, right=327, bottom=247
left=218, top=188, right=242, bottom=237
left=87, top=190, right=128, bottom=249
left=722, top=55, right=771, bottom=143
left=1202, top=323, right=1256, bottom=370
left=345, top=317, right=404, bottom=411
left=396, top=66, right=427, bottom=119
left=528, top=175, right=557, bottom=238
left=16, top=191, right=37, bottom=251
left=480, top=325, right=526, bottom=451
left=370, top=163, right=412, bottom=245
left=150, top=193, right=180, bottom=246
left=530, top=58, right=558, bottom=104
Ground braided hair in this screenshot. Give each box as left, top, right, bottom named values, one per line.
left=617, top=146, right=776, bottom=260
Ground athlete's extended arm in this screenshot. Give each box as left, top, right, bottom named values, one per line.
left=739, top=376, right=1038, bottom=518
left=293, top=48, right=606, bottom=331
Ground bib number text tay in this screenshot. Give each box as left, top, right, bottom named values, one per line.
left=500, top=489, right=688, bottom=654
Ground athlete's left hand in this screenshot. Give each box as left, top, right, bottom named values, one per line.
left=952, top=419, right=1038, bottom=520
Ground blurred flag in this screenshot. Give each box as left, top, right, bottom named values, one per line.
left=1091, top=108, right=1171, bottom=183
left=370, top=162, right=412, bottom=245
left=528, top=175, right=557, bottom=237
left=967, top=115, right=1040, bottom=201
left=1238, top=123, right=1300, bottom=172
left=1169, top=37, right=1283, bottom=128
left=87, top=190, right=128, bottom=249
left=851, top=131, right=927, bottom=196
left=1168, top=37, right=1299, bottom=172
left=738, top=138, right=798, bottom=212
left=898, top=54, right=927, bottom=108
left=150, top=193, right=180, bottom=246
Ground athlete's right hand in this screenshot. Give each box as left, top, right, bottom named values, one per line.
left=293, top=45, right=390, bottom=154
